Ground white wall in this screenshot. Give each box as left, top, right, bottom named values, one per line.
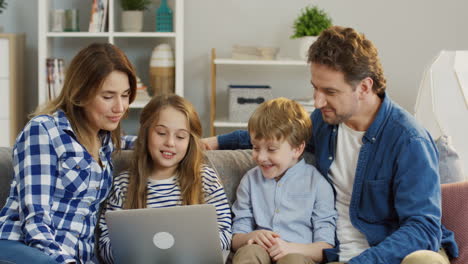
left=184, top=0, right=468, bottom=136
left=1, top=0, right=467, bottom=136
left=0, top=0, right=38, bottom=117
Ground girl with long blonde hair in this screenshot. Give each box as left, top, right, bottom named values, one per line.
left=99, top=94, right=232, bottom=263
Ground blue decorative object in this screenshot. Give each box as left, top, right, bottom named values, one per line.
left=156, top=0, right=173, bottom=32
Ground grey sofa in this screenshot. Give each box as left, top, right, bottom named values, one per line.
left=1, top=147, right=467, bottom=263
left=0, top=147, right=257, bottom=210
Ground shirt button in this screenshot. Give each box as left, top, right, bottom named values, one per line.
left=75, top=165, right=80, bottom=169
left=278, top=183, right=282, bottom=187
left=333, top=128, right=337, bottom=132
left=372, top=137, right=376, bottom=141
left=328, top=156, right=333, bottom=160
left=95, top=186, right=99, bottom=190
left=275, top=209, right=280, bottom=214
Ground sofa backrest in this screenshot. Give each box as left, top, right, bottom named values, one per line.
left=0, top=147, right=13, bottom=208
left=111, top=149, right=257, bottom=205
left=0, top=148, right=314, bottom=208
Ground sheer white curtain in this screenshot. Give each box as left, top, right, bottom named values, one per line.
left=414, top=50, right=467, bottom=182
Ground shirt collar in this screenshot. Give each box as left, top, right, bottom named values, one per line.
left=54, top=109, right=75, bottom=133
left=278, top=158, right=307, bottom=182
left=54, top=109, right=113, bottom=147
left=362, top=93, right=393, bottom=144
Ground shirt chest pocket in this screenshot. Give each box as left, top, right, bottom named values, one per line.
left=57, top=157, right=93, bottom=198
left=358, top=179, right=396, bottom=223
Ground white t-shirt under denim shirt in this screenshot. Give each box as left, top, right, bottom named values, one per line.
left=329, top=122, right=370, bottom=262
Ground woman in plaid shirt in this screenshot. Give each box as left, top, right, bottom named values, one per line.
left=0, top=43, right=137, bottom=264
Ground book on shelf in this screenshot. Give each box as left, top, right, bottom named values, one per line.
left=46, top=58, right=65, bottom=100
left=88, top=0, right=108, bottom=32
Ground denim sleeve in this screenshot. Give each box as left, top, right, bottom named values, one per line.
left=121, top=135, right=137, bottom=150
left=231, top=172, right=255, bottom=234
left=312, top=175, right=337, bottom=246
left=350, top=137, right=442, bottom=264
left=14, top=120, right=75, bottom=263
left=217, top=130, right=252, bottom=150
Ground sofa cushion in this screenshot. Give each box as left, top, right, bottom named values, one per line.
left=442, top=181, right=468, bottom=264
left=436, top=135, right=466, bottom=184
left=111, top=149, right=256, bottom=205
left=441, top=181, right=468, bottom=264
left=204, top=150, right=316, bottom=205
left=0, top=147, right=13, bottom=208
left=204, top=150, right=255, bottom=205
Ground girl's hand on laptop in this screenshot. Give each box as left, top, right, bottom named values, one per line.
left=246, top=230, right=280, bottom=249
left=267, top=238, right=295, bottom=261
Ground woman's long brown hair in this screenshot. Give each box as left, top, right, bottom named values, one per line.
left=124, top=94, right=204, bottom=209
left=33, top=43, right=136, bottom=151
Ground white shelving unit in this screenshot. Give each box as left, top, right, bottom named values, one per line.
left=0, top=34, right=25, bottom=147
left=210, top=48, right=308, bottom=136
left=37, top=0, right=184, bottom=109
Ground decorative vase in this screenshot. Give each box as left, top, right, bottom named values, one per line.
left=149, top=44, right=175, bottom=95
left=156, top=0, right=173, bottom=32
left=121, top=10, right=143, bottom=32
left=299, top=36, right=318, bottom=60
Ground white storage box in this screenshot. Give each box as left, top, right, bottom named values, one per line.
left=229, top=85, right=273, bottom=122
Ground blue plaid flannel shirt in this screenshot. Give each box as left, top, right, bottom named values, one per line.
left=0, top=110, right=135, bottom=263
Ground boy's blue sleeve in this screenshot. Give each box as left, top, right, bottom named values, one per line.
left=231, top=172, right=255, bottom=234
left=311, top=174, right=337, bottom=246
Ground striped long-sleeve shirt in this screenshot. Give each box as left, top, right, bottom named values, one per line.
left=0, top=110, right=135, bottom=263
left=98, top=166, right=232, bottom=264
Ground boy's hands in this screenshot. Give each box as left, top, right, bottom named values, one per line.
left=267, top=238, right=296, bottom=261
left=246, top=230, right=280, bottom=249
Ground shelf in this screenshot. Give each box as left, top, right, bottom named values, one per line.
left=209, top=48, right=309, bottom=136
left=46, top=32, right=109, bottom=38
left=214, top=120, right=248, bottom=128
left=112, top=32, right=176, bottom=38
left=38, top=0, right=185, bottom=108
left=214, top=58, right=307, bottom=66
left=129, top=100, right=150, bottom=109
left=46, top=32, right=177, bottom=38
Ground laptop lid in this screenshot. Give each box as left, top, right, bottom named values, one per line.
left=105, top=204, right=224, bottom=264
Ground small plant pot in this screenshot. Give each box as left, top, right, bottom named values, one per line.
left=121, top=11, right=143, bottom=32
left=299, top=36, right=318, bottom=60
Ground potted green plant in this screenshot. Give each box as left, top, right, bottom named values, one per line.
left=0, top=0, right=7, bottom=14
left=0, top=0, right=7, bottom=32
left=291, top=6, right=332, bottom=59
left=120, top=0, right=152, bottom=32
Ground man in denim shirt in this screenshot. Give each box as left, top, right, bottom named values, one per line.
left=203, top=26, right=458, bottom=264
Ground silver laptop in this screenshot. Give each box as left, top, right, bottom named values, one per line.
left=105, top=204, right=225, bottom=264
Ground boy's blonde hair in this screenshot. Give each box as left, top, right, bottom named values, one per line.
left=248, top=97, right=311, bottom=148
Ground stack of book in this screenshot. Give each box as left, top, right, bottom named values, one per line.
left=231, top=45, right=279, bottom=60
left=88, top=0, right=109, bottom=32
left=46, top=58, right=65, bottom=100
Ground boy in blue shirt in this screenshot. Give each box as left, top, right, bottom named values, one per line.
left=231, top=97, right=337, bottom=264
